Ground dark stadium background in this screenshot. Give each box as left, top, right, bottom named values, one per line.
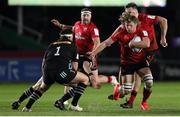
left=0, top=0, right=180, bottom=82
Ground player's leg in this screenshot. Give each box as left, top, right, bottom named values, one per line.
left=108, top=67, right=123, bottom=100
left=96, top=74, right=118, bottom=86
left=55, top=71, right=89, bottom=111
left=83, top=60, right=118, bottom=88
left=113, top=74, right=134, bottom=100
left=22, top=77, right=52, bottom=112
left=82, top=60, right=100, bottom=88
left=69, top=72, right=88, bottom=111
left=113, top=64, right=136, bottom=101
left=11, top=76, right=43, bottom=110
left=118, top=67, right=125, bottom=97
left=63, top=86, right=72, bottom=105
left=120, top=73, right=141, bottom=108
left=137, top=67, right=153, bottom=110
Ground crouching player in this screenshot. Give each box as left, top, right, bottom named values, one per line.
left=12, top=29, right=89, bottom=112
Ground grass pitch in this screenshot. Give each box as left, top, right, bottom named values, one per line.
left=0, top=81, right=180, bottom=116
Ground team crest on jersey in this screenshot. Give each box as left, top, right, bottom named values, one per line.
left=83, top=27, right=88, bottom=31
left=75, top=32, right=85, bottom=40
left=123, top=35, right=129, bottom=40
left=75, top=27, right=78, bottom=30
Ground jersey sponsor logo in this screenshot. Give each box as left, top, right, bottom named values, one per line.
left=76, top=54, right=79, bottom=60
left=94, top=28, right=99, bottom=36
left=59, top=71, right=67, bottom=79
left=142, top=30, right=148, bottom=36
left=123, top=35, right=130, bottom=40
left=147, top=15, right=156, bottom=19
left=75, top=32, right=85, bottom=40
left=83, top=27, right=88, bottom=31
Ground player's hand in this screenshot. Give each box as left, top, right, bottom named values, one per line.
left=51, top=19, right=61, bottom=27
left=160, top=37, right=168, bottom=47
left=128, top=40, right=134, bottom=48
left=87, top=51, right=95, bottom=59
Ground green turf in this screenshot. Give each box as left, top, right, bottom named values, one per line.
left=0, top=81, right=180, bottom=116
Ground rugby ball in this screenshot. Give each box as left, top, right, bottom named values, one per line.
left=131, top=36, right=142, bottom=52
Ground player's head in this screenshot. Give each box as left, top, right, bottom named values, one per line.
left=119, top=12, right=129, bottom=24
left=125, top=2, right=139, bottom=18
left=59, top=29, right=73, bottom=41
left=123, top=14, right=139, bottom=33
left=81, top=8, right=92, bottom=24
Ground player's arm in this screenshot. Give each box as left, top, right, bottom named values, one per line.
left=91, top=37, right=114, bottom=57
left=72, top=48, right=79, bottom=71
left=129, top=37, right=150, bottom=49
left=89, top=25, right=121, bottom=57
left=129, top=30, right=150, bottom=48
left=72, top=62, right=78, bottom=71
left=92, top=37, right=100, bottom=51
left=156, top=16, right=168, bottom=47
left=41, top=49, right=48, bottom=70
left=51, top=19, right=74, bottom=31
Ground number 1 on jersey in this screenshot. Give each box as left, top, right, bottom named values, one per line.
left=54, top=46, right=61, bottom=56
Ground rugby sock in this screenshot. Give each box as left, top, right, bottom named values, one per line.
left=142, top=87, right=152, bottom=102
left=107, top=76, right=112, bottom=83
left=60, top=88, right=75, bottom=102
left=71, top=83, right=87, bottom=106
left=128, top=90, right=137, bottom=104
left=25, top=90, right=42, bottom=109
left=18, top=87, right=34, bottom=103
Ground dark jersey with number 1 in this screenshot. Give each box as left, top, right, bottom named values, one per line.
left=43, top=40, right=79, bottom=70
left=42, top=39, right=79, bottom=85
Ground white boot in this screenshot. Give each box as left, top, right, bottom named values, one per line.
left=22, top=107, right=32, bottom=112
left=69, top=104, right=83, bottom=112
left=110, top=75, right=118, bottom=85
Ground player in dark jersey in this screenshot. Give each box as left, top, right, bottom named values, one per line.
left=90, top=14, right=154, bottom=110
left=116, top=2, right=168, bottom=110
left=12, top=29, right=89, bottom=112
left=51, top=8, right=118, bottom=89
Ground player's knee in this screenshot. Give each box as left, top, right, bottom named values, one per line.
left=82, top=75, right=89, bottom=85
left=32, top=83, right=41, bottom=90
left=143, top=74, right=153, bottom=89
left=124, top=83, right=132, bottom=95
left=38, top=83, right=50, bottom=93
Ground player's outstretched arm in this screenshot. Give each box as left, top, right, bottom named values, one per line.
left=89, top=38, right=114, bottom=58
left=51, top=19, right=73, bottom=30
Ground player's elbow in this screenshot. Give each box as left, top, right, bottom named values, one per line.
left=158, top=16, right=167, bottom=24
left=162, top=17, right=167, bottom=24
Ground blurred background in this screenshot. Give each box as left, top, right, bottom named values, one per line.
left=0, top=0, right=180, bottom=82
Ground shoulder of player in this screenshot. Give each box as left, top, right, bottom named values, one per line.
left=138, top=12, right=148, bottom=18
left=136, top=26, right=149, bottom=37
left=117, top=24, right=125, bottom=31
left=89, top=22, right=98, bottom=28
left=111, top=25, right=126, bottom=39
left=139, top=13, right=157, bottom=20
left=74, top=21, right=81, bottom=26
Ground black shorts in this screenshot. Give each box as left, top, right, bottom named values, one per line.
left=121, top=60, right=149, bottom=76
left=43, top=67, right=77, bottom=85
left=78, top=54, right=98, bottom=75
